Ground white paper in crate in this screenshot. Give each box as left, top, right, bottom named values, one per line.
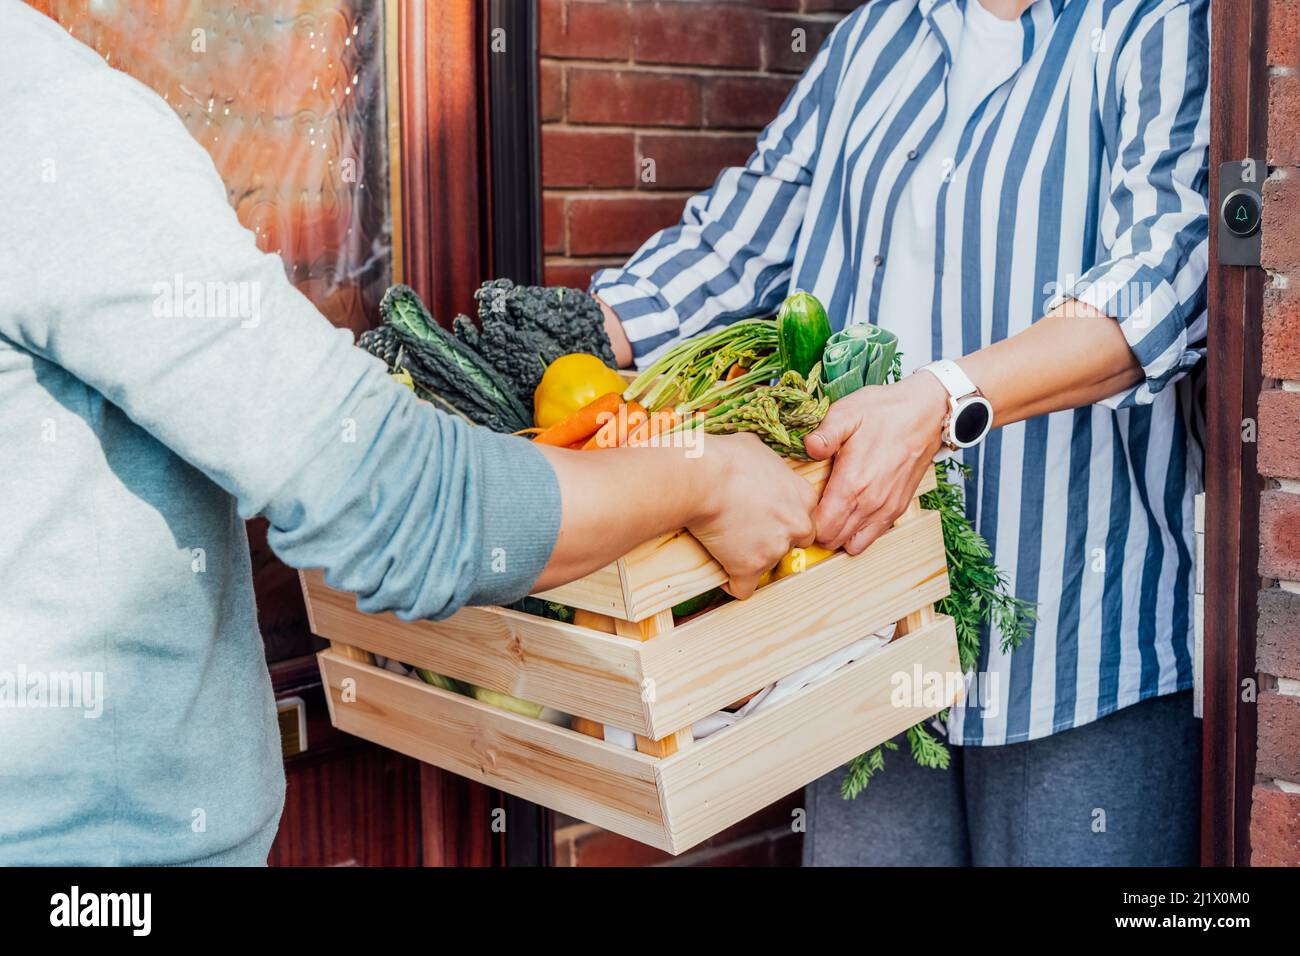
left=598, top=623, right=897, bottom=750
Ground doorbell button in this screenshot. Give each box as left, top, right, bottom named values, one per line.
left=1222, top=188, right=1262, bottom=238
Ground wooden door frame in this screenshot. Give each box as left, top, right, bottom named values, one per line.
left=1202, top=0, right=1269, bottom=867
left=393, top=0, right=550, bottom=866
left=484, top=0, right=553, bottom=867
left=393, top=0, right=495, bottom=866
left=396, top=0, right=489, bottom=325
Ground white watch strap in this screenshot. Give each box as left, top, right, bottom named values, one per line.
left=919, top=359, right=979, bottom=399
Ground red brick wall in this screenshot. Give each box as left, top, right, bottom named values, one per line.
left=1252, top=0, right=1300, bottom=868
left=539, top=0, right=860, bottom=290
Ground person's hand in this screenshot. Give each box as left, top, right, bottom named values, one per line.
left=688, top=432, right=818, bottom=599
left=804, top=373, right=949, bottom=555
left=596, top=296, right=635, bottom=368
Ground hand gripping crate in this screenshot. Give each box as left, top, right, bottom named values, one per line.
left=303, top=461, right=959, bottom=855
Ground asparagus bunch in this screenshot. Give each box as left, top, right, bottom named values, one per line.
left=622, top=319, right=781, bottom=414
left=696, top=364, right=829, bottom=458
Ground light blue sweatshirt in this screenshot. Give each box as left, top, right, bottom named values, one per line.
left=0, top=2, right=561, bottom=865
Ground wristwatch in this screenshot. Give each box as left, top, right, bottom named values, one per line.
left=916, top=360, right=994, bottom=453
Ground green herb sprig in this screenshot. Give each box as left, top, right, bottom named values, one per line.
left=840, top=456, right=1035, bottom=799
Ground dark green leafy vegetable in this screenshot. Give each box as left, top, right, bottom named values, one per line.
left=380, top=283, right=443, bottom=342
left=390, top=329, right=518, bottom=424
left=358, top=324, right=404, bottom=368
left=363, top=286, right=532, bottom=433
left=358, top=326, right=488, bottom=427
left=455, top=279, right=617, bottom=407
left=510, top=596, right=575, bottom=624
left=452, top=314, right=482, bottom=352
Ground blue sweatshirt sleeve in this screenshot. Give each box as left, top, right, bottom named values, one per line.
left=0, top=69, right=560, bottom=620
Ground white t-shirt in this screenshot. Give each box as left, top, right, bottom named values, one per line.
left=877, top=0, right=1024, bottom=367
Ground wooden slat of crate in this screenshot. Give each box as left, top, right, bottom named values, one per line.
left=637, top=508, right=948, bottom=738
left=318, top=649, right=670, bottom=849
left=534, top=561, right=626, bottom=617
left=656, top=614, right=959, bottom=852
left=302, top=572, right=647, bottom=729
left=300, top=504, right=946, bottom=738
left=317, top=613, right=959, bottom=855
left=535, top=461, right=937, bottom=621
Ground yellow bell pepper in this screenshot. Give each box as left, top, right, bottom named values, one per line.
left=533, top=354, right=628, bottom=429
left=773, top=545, right=836, bottom=580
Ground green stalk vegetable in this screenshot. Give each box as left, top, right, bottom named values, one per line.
left=623, top=318, right=780, bottom=413
left=821, top=324, right=899, bottom=402
left=694, top=364, right=829, bottom=458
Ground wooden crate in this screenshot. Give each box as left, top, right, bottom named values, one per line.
left=531, top=459, right=907, bottom=620
left=302, top=463, right=959, bottom=855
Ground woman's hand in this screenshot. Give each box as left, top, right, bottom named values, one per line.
left=597, top=296, right=635, bottom=368
left=689, top=432, right=818, bottom=599
left=804, top=373, right=949, bottom=555
left=533, top=431, right=815, bottom=597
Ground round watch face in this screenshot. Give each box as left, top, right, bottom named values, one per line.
left=953, top=398, right=991, bottom=446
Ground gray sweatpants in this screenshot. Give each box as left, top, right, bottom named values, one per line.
left=802, top=690, right=1201, bottom=866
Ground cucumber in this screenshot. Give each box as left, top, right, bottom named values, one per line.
left=671, top=586, right=727, bottom=620
left=777, top=290, right=833, bottom=377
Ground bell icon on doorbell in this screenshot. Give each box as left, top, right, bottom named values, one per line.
left=1218, top=161, right=1263, bottom=266
left=1222, top=189, right=1261, bottom=238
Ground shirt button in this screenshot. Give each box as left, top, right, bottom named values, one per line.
left=873, top=254, right=884, bottom=266
left=907, top=148, right=918, bottom=160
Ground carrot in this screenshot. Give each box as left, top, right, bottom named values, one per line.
left=566, top=439, right=587, bottom=450
left=725, top=362, right=748, bottom=382
left=532, top=392, right=623, bottom=447
left=625, top=408, right=680, bottom=447
left=581, top=402, right=648, bottom=450
left=573, top=608, right=619, bottom=634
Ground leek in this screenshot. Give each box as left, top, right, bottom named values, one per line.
left=821, top=324, right=899, bottom=402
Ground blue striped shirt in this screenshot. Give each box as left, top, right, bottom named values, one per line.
left=593, top=0, right=1209, bottom=746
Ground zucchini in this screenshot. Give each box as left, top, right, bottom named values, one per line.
left=671, top=586, right=727, bottom=620
left=776, top=290, right=833, bottom=378
left=469, top=686, right=545, bottom=719
left=414, top=668, right=467, bottom=695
